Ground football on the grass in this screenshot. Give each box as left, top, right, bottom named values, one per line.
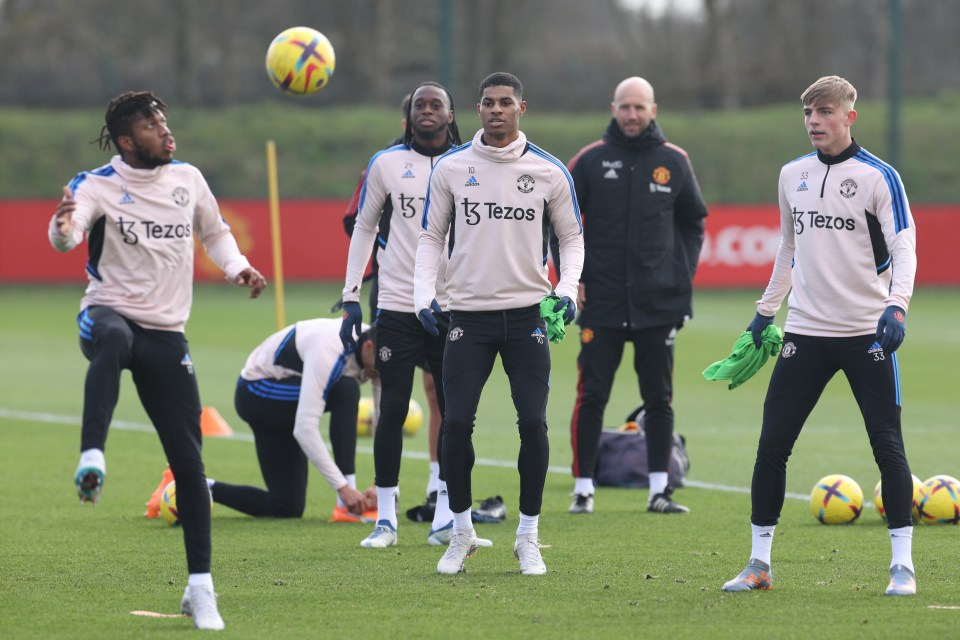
left=810, top=474, right=863, bottom=525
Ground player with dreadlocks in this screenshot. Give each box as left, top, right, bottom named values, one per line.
left=337, top=93, right=446, bottom=527
left=339, top=81, right=486, bottom=550
left=49, top=90, right=266, bottom=630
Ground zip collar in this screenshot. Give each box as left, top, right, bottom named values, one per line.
left=409, top=139, right=452, bottom=157
left=816, top=139, right=860, bottom=165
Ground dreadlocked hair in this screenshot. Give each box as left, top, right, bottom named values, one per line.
left=94, top=91, right=168, bottom=152
left=402, top=82, right=462, bottom=148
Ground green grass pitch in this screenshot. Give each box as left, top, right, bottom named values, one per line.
left=1, top=284, right=958, bottom=638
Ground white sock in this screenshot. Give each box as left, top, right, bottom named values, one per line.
left=649, top=471, right=668, bottom=499
left=187, top=572, right=214, bottom=590
left=337, top=474, right=358, bottom=508
left=750, top=524, right=776, bottom=565
left=516, top=512, right=539, bottom=537
left=573, top=477, right=594, bottom=496
left=452, top=508, right=473, bottom=532
left=427, top=462, right=440, bottom=496
left=431, top=481, right=453, bottom=529
left=889, top=526, right=914, bottom=572
left=376, top=486, right=398, bottom=529
left=78, top=448, right=105, bottom=472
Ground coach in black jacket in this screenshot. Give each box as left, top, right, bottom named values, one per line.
left=566, top=76, right=707, bottom=517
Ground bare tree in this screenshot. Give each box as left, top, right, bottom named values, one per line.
left=0, top=0, right=958, bottom=108
left=173, top=0, right=199, bottom=107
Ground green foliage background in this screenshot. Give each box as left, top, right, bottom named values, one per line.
left=3, top=93, right=960, bottom=203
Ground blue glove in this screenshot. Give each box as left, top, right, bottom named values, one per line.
left=876, top=305, right=906, bottom=353
left=747, top=312, right=774, bottom=349
left=418, top=299, right=443, bottom=337
left=553, top=296, right=576, bottom=325
left=339, top=301, right=363, bottom=351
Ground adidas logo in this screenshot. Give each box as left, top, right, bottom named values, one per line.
left=464, top=175, right=479, bottom=187
left=119, top=191, right=135, bottom=204
left=797, top=181, right=808, bottom=192
left=603, top=168, right=618, bottom=179
left=530, top=327, right=545, bottom=344
left=180, top=354, right=194, bottom=375
left=401, top=169, right=415, bottom=179
left=867, top=341, right=884, bottom=355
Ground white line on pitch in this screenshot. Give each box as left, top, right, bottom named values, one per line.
left=0, top=407, right=811, bottom=501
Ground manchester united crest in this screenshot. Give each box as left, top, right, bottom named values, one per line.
left=839, top=178, right=858, bottom=198
left=516, top=174, right=535, bottom=194
left=172, top=186, right=190, bottom=207
left=652, top=166, right=671, bottom=185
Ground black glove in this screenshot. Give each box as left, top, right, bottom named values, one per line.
left=418, top=299, right=443, bottom=337
left=747, top=312, right=775, bottom=349
left=339, top=301, right=363, bottom=351
left=876, top=305, right=906, bottom=353
left=553, top=295, right=576, bottom=324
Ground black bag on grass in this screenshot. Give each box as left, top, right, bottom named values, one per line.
left=594, top=407, right=690, bottom=488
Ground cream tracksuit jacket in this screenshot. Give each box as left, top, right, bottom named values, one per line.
left=758, top=141, right=917, bottom=336
left=415, top=129, right=584, bottom=313
left=49, top=156, right=251, bottom=332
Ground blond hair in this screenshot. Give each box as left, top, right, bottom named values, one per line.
left=801, top=76, right=857, bottom=109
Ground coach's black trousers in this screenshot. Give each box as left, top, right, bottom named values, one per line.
left=78, top=305, right=211, bottom=574
left=441, top=305, right=551, bottom=516
left=569, top=324, right=676, bottom=479
left=751, top=333, right=913, bottom=529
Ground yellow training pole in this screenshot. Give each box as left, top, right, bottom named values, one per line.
left=266, top=140, right=286, bottom=330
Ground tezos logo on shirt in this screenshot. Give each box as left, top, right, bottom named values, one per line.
left=459, top=199, right=535, bottom=225
left=116, top=217, right=193, bottom=245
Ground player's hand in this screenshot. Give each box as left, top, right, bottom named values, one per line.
left=339, top=301, right=363, bottom=351
left=417, top=299, right=443, bottom=337
left=747, top=311, right=775, bottom=349
left=876, top=305, right=906, bottom=353
left=553, top=295, right=577, bottom=324
left=236, top=267, right=267, bottom=299
left=577, top=282, right=586, bottom=310
left=55, top=185, right=76, bottom=237
left=337, top=485, right=369, bottom=515
left=362, top=485, right=379, bottom=509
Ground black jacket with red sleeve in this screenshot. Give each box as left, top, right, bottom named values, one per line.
left=568, top=119, right=707, bottom=330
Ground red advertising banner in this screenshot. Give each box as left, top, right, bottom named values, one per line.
left=1, top=199, right=956, bottom=286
